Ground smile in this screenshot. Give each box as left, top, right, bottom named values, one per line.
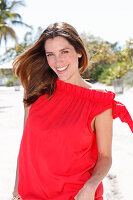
left=56, top=65, right=69, bottom=72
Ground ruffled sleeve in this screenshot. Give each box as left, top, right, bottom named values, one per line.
left=87, top=89, right=133, bottom=134
left=112, top=99, right=133, bottom=133
left=103, top=90, right=133, bottom=133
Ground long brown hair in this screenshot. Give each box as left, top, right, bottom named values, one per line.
left=12, top=22, right=89, bottom=107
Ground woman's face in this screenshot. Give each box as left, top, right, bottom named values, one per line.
left=44, top=36, right=82, bottom=82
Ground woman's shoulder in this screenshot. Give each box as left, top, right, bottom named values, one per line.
left=83, top=80, right=109, bottom=93
left=83, top=80, right=115, bottom=103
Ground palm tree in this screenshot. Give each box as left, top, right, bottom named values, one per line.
left=0, top=0, right=31, bottom=49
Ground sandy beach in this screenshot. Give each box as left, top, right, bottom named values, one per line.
left=0, top=83, right=133, bottom=200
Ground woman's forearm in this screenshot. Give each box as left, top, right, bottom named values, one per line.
left=74, top=155, right=112, bottom=200
left=12, top=156, right=19, bottom=196
left=84, top=109, right=113, bottom=191
left=84, top=155, right=112, bottom=190
left=12, top=98, right=31, bottom=196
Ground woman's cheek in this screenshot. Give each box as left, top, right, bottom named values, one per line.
left=47, top=58, right=54, bottom=68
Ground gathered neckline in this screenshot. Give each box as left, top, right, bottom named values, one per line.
left=56, top=77, right=113, bottom=101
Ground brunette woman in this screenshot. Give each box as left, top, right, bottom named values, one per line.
left=12, top=22, right=133, bottom=200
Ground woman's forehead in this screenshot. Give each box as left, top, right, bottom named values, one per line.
left=44, top=36, right=73, bottom=52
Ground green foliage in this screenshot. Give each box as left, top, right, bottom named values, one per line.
left=98, top=39, right=133, bottom=85
left=0, top=0, right=31, bottom=50
left=98, top=62, right=133, bottom=85
left=80, top=33, right=117, bottom=82
left=98, top=63, right=117, bottom=85
left=88, top=64, right=104, bottom=82
left=116, top=39, right=133, bottom=63
left=6, top=75, right=20, bottom=86
left=123, top=70, right=133, bottom=88
left=80, top=33, right=133, bottom=86
left=0, top=27, right=43, bottom=63
left=80, top=33, right=117, bottom=65
left=0, top=68, right=13, bottom=77
left=0, top=27, right=133, bottom=88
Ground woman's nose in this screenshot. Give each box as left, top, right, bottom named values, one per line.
left=54, top=55, right=63, bottom=67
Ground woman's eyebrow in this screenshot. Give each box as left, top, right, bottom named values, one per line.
left=46, top=48, right=70, bottom=54
left=59, top=48, right=70, bottom=51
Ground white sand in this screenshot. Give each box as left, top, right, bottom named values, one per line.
left=0, top=84, right=133, bottom=200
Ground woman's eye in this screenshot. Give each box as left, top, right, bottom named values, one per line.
left=46, top=54, right=53, bottom=57
left=62, top=51, right=68, bottom=54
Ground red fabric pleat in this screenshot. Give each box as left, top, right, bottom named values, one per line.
left=18, top=78, right=133, bottom=200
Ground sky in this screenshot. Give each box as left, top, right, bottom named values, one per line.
left=0, top=0, right=133, bottom=68
left=15, top=0, right=133, bottom=46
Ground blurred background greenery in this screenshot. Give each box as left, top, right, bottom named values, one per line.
left=0, top=0, right=133, bottom=88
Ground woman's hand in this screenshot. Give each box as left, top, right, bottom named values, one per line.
left=12, top=190, right=19, bottom=197
left=74, top=183, right=96, bottom=200
left=11, top=193, right=22, bottom=200
left=12, top=190, right=19, bottom=199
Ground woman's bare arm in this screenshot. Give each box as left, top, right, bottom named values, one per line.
left=74, top=108, right=113, bottom=200
left=12, top=90, right=31, bottom=197
left=85, top=108, right=113, bottom=188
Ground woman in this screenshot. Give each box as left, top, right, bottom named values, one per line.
left=12, top=22, right=133, bottom=200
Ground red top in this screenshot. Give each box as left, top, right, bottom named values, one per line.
left=18, top=78, right=133, bottom=200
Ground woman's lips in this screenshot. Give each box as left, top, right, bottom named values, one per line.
left=56, top=65, right=69, bottom=73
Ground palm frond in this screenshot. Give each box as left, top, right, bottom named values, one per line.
left=10, top=12, right=22, bottom=20
left=8, top=1, right=25, bottom=10
left=0, top=0, right=30, bottom=50
left=0, top=24, right=17, bottom=42
left=11, top=20, right=32, bottom=28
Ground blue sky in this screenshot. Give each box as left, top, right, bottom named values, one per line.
left=15, top=0, right=133, bottom=46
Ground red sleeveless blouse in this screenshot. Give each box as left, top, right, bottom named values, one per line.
left=18, top=78, right=133, bottom=200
